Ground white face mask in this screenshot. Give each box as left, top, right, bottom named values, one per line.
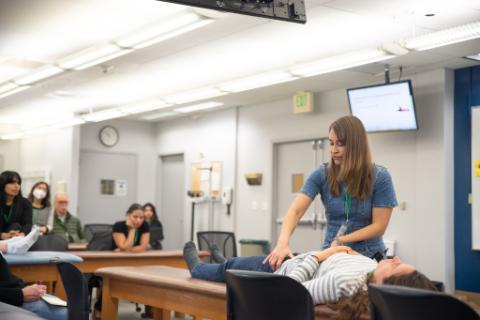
left=33, top=188, right=47, bottom=200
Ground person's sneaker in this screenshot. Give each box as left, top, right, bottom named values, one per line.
left=209, top=244, right=227, bottom=263
left=183, top=241, right=200, bottom=274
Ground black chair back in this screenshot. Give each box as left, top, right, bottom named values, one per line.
left=197, top=231, right=237, bottom=261
left=225, top=269, right=315, bottom=320
left=368, top=284, right=480, bottom=320
left=56, top=261, right=89, bottom=320
left=86, top=230, right=114, bottom=251
left=30, top=234, right=68, bottom=251
left=149, top=226, right=163, bottom=250
left=84, top=224, right=113, bottom=242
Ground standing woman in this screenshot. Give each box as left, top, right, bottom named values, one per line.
left=143, top=202, right=164, bottom=248
left=112, top=203, right=150, bottom=252
left=0, top=171, right=32, bottom=240
left=266, top=116, right=397, bottom=269
left=27, top=181, right=51, bottom=234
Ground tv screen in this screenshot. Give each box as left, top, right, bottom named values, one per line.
left=347, top=80, right=418, bottom=133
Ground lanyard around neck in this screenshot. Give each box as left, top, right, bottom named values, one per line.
left=4, top=205, right=13, bottom=223
left=344, top=191, right=350, bottom=222
left=134, top=228, right=139, bottom=244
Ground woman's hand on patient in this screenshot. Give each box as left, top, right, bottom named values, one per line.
left=263, top=244, right=293, bottom=271
left=313, top=246, right=355, bottom=262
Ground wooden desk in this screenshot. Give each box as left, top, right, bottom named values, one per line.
left=73, top=250, right=205, bottom=273
left=96, top=265, right=356, bottom=320
left=9, top=250, right=208, bottom=300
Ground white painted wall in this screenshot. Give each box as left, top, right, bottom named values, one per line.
left=0, top=127, right=81, bottom=215
left=79, top=119, right=157, bottom=209
left=156, top=108, right=237, bottom=243
left=155, top=68, right=454, bottom=290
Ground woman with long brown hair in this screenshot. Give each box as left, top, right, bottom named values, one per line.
left=266, top=115, right=397, bottom=269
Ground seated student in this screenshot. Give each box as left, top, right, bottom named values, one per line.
left=143, top=202, right=164, bottom=249
left=0, top=227, right=66, bottom=320
left=51, top=193, right=85, bottom=243
left=0, top=171, right=33, bottom=240
left=112, top=203, right=150, bottom=252
left=183, top=242, right=436, bottom=319
left=93, top=204, right=150, bottom=319
left=27, top=181, right=52, bottom=235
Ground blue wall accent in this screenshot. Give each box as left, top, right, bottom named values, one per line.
left=454, top=66, right=480, bottom=292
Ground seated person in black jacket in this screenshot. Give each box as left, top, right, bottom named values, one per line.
left=0, top=235, right=66, bottom=319
left=143, top=202, right=163, bottom=249
left=0, top=171, right=33, bottom=240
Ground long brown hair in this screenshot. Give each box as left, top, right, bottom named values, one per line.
left=331, top=270, right=436, bottom=320
left=327, top=116, right=373, bottom=200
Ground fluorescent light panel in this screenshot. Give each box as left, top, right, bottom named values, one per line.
left=404, top=21, right=480, bottom=51
left=173, top=101, right=223, bottom=113
left=165, top=87, right=225, bottom=104
left=465, top=53, right=480, bottom=61
left=219, top=71, right=298, bottom=93
left=82, top=108, right=126, bottom=122
left=116, top=12, right=211, bottom=49
left=0, top=85, right=30, bottom=99
left=58, top=45, right=125, bottom=70
left=290, top=49, right=394, bottom=77
left=120, top=101, right=172, bottom=114
left=142, top=111, right=179, bottom=121
left=14, top=65, right=64, bottom=85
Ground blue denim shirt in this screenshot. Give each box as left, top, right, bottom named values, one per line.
left=300, top=163, right=397, bottom=258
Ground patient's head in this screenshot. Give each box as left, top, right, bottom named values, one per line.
left=371, top=256, right=436, bottom=291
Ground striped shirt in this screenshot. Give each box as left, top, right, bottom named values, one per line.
left=275, top=252, right=377, bottom=304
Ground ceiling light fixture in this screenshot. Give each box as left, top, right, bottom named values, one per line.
left=290, top=48, right=395, bottom=77
left=119, top=101, right=172, bottom=114
left=0, top=83, right=30, bottom=99
left=14, top=65, right=64, bottom=85
left=404, top=21, right=480, bottom=51
left=116, top=11, right=213, bottom=49
left=219, top=71, right=298, bottom=93
left=165, top=87, right=225, bottom=104
left=173, top=101, right=224, bottom=113
left=465, top=53, right=480, bottom=61
left=142, top=111, right=179, bottom=121
left=82, top=108, right=126, bottom=122
left=58, top=45, right=132, bottom=70
left=0, top=132, right=25, bottom=141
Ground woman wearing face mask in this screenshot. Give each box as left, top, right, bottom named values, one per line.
left=265, top=116, right=398, bottom=270
left=0, top=171, right=33, bottom=240
left=27, top=182, right=51, bottom=234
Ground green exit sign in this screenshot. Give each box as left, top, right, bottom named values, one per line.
left=293, top=91, right=314, bottom=114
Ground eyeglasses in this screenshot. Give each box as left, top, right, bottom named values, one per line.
left=57, top=201, right=69, bottom=205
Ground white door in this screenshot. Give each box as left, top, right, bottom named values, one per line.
left=158, top=154, right=185, bottom=250
left=78, top=151, right=137, bottom=224
left=273, top=139, right=327, bottom=253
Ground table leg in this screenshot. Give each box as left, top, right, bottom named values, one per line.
left=152, top=308, right=171, bottom=320
left=101, top=278, right=118, bottom=320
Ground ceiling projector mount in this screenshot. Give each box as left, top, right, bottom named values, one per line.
left=157, top=0, right=306, bottom=24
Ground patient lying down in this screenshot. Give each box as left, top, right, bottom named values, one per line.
left=183, top=242, right=436, bottom=320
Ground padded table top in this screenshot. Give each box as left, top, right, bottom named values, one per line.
left=4, top=251, right=83, bottom=265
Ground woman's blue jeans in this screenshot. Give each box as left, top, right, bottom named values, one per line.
left=22, top=299, right=67, bottom=320
left=191, top=255, right=273, bottom=282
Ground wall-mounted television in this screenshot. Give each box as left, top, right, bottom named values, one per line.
left=347, top=80, right=418, bottom=133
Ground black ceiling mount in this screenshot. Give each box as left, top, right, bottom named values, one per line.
left=157, top=0, right=306, bottom=24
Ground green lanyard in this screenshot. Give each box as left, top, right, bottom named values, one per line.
left=344, top=191, right=350, bottom=223
left=134, top=229, right=139, bottom=244
left=4, top=205, right=13, bottom=223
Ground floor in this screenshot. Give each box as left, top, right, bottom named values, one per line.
left=117, top=300, right=193, bottom=320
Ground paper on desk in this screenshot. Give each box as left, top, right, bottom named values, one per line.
left=41, top=294, right=67, bottom=307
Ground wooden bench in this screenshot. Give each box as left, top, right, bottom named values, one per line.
left=96, top=265, right=369, bottom=320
